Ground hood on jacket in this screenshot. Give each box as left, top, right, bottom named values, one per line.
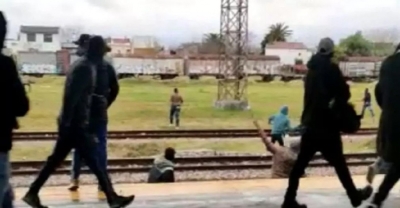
left=279, top=105, right=289, bottom=115
left=154, top=155, right=174, bottom=167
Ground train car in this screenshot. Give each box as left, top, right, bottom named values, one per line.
left=339, top=56, right=383, bottom=82
left=17, top=52, right=59, bottom=77
left=112, top=54, right=183, bottom=79
left=185, top=54, right=281, bottom=80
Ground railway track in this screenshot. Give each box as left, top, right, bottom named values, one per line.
left=11, top=153, right=377, bottom=176
left=13, top=128, right=378, bottom=141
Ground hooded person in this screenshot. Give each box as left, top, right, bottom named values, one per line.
left=268, top=105, right=291, bottom=146
left=366, top=43, right=400, bottom=208
left=281, top=37, right=372, bottom=208
left=148, top=147, right=176, bottom=183
left=22, top=36, right=134, bottom=208
left=68, top=34, right=120, bottom=198
left=0, top=11, right=30, bottom=208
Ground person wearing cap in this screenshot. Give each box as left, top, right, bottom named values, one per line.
left=366, top=43, right=400, bottom=208
left=281, top=37, right=372, bottom=208
left=68, top=34, right=119, bottom=197
left=22, top=36, right=134, bottom=208
left=0, top=11, right=30, bottom=208
left=147, top=148, right=176, bottom=183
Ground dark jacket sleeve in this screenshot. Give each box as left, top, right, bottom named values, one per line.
left=59, top=66, right=93, bottom=126
left=375, top=82, right=382, bottom=109
left=8, top=57, right=29, bottom=117
left=107, top=64, right=119, bottom=107
left=329, top=63, right=351, bottom=104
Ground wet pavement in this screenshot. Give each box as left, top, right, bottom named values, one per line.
left=15, top=189, right=400, bottom=208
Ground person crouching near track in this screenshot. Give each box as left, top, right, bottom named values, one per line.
left=253, top=120, right=301, bottom=178
left=268, top=105, right=292, bottom=146
left=148, top=148, right=176, bottom=183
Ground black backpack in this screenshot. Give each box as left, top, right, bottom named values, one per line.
left=331, top=101, right=362, bottom=133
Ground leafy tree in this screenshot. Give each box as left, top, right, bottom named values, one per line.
left=339, top=31, right=373, bottom=56
left=200, top=33, right=224, bottom=54
left=261, top=23, right=292, bottom=54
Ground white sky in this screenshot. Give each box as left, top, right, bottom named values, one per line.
left=1, top=0, right=399, bottom=47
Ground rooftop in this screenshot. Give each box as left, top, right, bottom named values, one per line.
left=266, top=42, right=308, bottom=50
left=20, top=26, right=60, bottom=34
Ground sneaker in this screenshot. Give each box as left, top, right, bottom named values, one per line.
left=22, top=192, right=48, bottom=208
left=281, top=200, right=307, bottom=208
left=359, top=186, right=373, bottom=200
left=68, top=179, right=79, bottom=191
left=109, top=195, right=135, bottom=208
left=366, top=202, right=381, bottom=208
left=98, top=190, right=106, bottom=201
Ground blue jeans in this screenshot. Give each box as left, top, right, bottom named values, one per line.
left=362, top=103, right=375, bottom=117
left=0, top=152, right=13, bottom=207
left=169, top=105, right=181, bottom=127
left=71, top=122, right=108, bottom=182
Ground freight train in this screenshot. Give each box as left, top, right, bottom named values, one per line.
left=14, top=50, right=383, bottom=82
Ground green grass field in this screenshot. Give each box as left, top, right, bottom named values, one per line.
left=18, top=76, right=379, bottom=131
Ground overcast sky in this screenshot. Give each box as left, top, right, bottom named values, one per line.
left=1, top=0, right=399, bottom=47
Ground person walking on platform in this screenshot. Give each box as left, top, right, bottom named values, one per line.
left=281, top=37, right=372, bottom=208
left=0, top=11, right=30, bottom=208
left=147, top=147, right=176, bottom=183
left=367, top=44, right=400, bottom=208
left=169, top=88, right=183, bottom=129
left=22, top=36, right=134, bottom=208
left=253, top=120, right=301, bottom=178
left=68, top=34, right=120, bottom=198
left=268, top=105, right=292, bottom=146
left=361, top=88, right=375, bottom=122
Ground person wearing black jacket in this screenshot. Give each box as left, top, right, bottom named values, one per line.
left=0, top=11, right=30, bottom=208
left=366, top=43, right=400, bottom=208
left=68, top=34, right=120, bottom=196
left=22, top=36, right=134, bottom=208
left=281, top=37, right=371, bottom=208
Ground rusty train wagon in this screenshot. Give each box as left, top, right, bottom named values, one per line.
left=339, top=57, right=383, bottom=82
left=185, top=54, right=281, bottom=80
left=112, top=54, right=182, bottom=79
left=17, top=52, right=59, bottom=77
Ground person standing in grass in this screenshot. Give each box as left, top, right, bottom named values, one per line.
left=169, top=88, right=183, bottom=129
left=361, top=88, right=375, bottom=122
left=268, top=105, right=292, bottom=146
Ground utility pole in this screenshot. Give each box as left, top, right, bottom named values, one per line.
left=215, top=0, right=249, bottom=110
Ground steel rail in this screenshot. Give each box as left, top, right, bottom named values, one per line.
left=12, top=128, right=378, bottom=141
left=11, top=153, right=377, bottom=176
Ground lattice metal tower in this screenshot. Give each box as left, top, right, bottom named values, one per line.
left=215, top=0, right=249, bottom=110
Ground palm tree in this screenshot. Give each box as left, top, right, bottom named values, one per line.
left=261, top=23, right=293, bottom=54
left=201, top=33, right=224, bottom=54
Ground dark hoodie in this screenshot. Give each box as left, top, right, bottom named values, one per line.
left=300, top=53, right=350, bottom=130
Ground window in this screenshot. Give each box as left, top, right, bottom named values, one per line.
left=27, top=33, right=36, bottom=42
left=44, top=34, right=53, bottom=43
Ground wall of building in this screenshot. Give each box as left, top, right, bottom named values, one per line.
left=19, top=33, right=61, bottom=52
left=264, top=48, right=312, bottom=65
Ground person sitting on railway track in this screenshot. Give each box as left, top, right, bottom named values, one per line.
left=268, top=105, right=292, bottom=146
left=253, top=120, right=301, bottom=178
left=0, top=11, right=30, bottom=208
left=22, top=36, right=134, bottom=208
left=68, top=34, right=120, bottom=198
left=148, top=147, right=176, bottom=183
left=170, top=88, right=183, bottom=129
left=366, top=43, right=400, bottom=208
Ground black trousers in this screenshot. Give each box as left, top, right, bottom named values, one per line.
left=27, top=125, right=115, bottom=201
left=271, top=134, right=284, bottom=146
left=373, top=160, right=400, bottom=204
left=283, top=128, right=362, bottom=206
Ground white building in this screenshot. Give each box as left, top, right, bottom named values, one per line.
left=17, top=26, right=61, bottom=52
left=264, top=42, right=312, bottom=65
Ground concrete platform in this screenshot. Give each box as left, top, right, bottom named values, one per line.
left=14, top=175, right=400, bottom=207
